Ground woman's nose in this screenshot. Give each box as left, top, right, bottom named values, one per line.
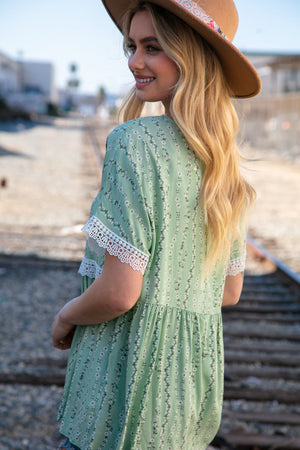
left=128, top=49, right=145, bottom=72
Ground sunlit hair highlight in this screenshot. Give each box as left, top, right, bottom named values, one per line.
left=120, top=1, right=256, bottom=273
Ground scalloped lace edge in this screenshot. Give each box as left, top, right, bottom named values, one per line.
left=81, top=215, right=149, bottom=275
left=226, top=252, right=246, bottom=276
left=78, top=257, right=103, bottom=279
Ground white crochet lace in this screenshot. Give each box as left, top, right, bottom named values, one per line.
left=81, top=215, right=149, bottom=275
left=78, top=257, right=103, bottom=279
left=226, top=252, right=246, bottom=276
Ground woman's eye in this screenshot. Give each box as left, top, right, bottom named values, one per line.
left=125, top=43, right=161, bottom=55
left=147, top=45, right=160, bottom=53
left=126, top=44, right=136, bottom=54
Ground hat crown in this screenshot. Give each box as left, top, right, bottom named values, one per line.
left=180, top=0, right=239, bottom=42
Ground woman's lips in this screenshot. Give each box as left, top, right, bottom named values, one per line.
left=135, top=76, right=155, bottom=88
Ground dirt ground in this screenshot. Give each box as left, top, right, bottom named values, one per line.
left=241, top=144, right=300, bottom=274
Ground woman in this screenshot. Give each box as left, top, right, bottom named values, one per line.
left=53, top=1, right=261, bottom=449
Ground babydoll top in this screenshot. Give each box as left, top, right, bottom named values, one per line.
left=58, top=115, right=246, bottom=450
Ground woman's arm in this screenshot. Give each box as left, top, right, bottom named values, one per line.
left=222, top=272, right=244, bottom=306
left=52, top=253, right=143, bottom=349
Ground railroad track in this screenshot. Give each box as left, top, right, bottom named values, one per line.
left=217, top=239, right=300, bottom=449
left=1, top=244, right=299, bottom=449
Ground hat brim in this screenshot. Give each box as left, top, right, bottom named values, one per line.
left=102, top=0, right=261, bottom=98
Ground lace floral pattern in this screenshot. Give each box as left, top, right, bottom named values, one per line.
left=175, top=0, right=227, bottom=39
left=227, top=252, right=246, bottom=276
left=78, top=256, right=103, bottom=279
left=82, top=215, right=149, bottom=275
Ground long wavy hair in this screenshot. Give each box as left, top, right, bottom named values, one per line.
left=120, top=1, right=255, bottom=271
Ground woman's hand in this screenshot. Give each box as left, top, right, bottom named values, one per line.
left=51, top=253, right=143, bottom=349
left=52, top=313, right=75, bottom=350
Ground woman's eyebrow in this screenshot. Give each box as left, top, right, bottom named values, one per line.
left=128, top=36, right=159, bottom=44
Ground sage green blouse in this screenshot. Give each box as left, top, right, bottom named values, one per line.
left=58, top=115, right=246, bottom=449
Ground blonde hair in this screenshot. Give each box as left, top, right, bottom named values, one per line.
left=120, top=1, right=255, bottom=271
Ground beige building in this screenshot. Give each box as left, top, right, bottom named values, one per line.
left=245, top=52, right=300, bottom=95
left=236, top=52, right=300, bottom=152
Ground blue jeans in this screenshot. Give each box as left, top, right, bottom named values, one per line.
left=58, top=438, right=81, bottom=450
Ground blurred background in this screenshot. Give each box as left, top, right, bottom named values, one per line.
left=0, top=1, right=299, bottom=449
left=0, top=0, right=299, bottom=120
left=2, top=0, right=299, bottom=268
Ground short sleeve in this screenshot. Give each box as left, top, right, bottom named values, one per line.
left=80, top=125, right=152, bottom=276
left=226, top=228, right=247, bottom=277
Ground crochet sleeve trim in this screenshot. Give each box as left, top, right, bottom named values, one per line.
left=81, top=215, right=149, bottom=275
left=78, top=256, right=103, bottom=279
left=226, top=252, right=246, bottom=277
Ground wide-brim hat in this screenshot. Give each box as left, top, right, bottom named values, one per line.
left=101, top=0, right=261, bottom=98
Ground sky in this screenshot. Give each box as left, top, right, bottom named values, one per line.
left=0, top=0, right=299, bottom=96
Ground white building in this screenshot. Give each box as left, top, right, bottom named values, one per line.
left=0, top=52, right=19, bottom=94
left=0, top=51, right=57, bottom=114
left=21, top=60, right=56, bottom=99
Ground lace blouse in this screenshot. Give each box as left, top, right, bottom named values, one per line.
left=58, top=115, right=246, bottom=449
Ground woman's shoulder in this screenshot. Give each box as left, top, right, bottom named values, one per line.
left=106, top=115, right=188, bottom=171
left=108, top=115, right=177, bottom=143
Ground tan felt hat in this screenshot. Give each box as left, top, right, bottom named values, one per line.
left=101, top=0, right=262, bottom=98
